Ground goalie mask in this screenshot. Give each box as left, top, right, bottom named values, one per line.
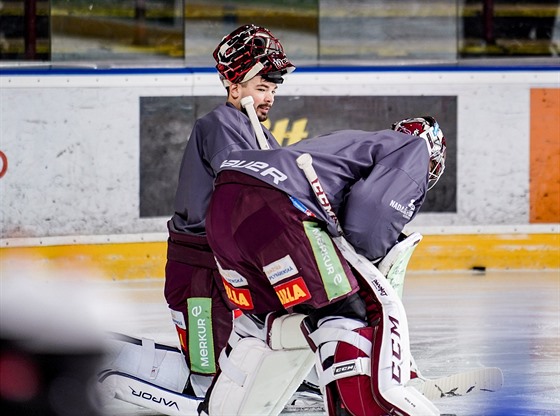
left=213, top=24, right=295, bottom=87
left=392, top=116, right=447, bottom=190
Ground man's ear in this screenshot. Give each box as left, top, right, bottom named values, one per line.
left=229, top=83, right=241, bottom=100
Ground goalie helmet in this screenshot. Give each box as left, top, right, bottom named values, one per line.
left=213, top=24, right=295, bottom=87
left=392, top=116, right=447, bottom=190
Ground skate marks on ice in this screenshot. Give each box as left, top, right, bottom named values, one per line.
left=98, top=271, right=559, bottom=416
left=409, top=367, right=504, bottom=399
left=405, top=270, right=560, bottom=416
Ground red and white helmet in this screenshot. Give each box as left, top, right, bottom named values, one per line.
left=392, top=116, right=447, bottom=190
left=213, top=24, right=295, bottom=87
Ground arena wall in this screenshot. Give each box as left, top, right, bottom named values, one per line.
left=1, top=68, right=558, bottom=275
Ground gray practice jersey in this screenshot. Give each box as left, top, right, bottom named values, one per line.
left=219, top=129, right=430, bottom=260
left=171, top=102, right=280, bottom=235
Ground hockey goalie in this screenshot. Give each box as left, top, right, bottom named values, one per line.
left=198, top=117, right=447, bottom=415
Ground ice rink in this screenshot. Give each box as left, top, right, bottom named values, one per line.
left=97, top=270, right=560, bottom=416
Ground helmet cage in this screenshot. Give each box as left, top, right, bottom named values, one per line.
left=213, top=25, right=295, bottom=87
left=392, top=116, right=447, bottom=190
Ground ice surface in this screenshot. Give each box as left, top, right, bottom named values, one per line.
left=96, top=270, right=560, bottom=416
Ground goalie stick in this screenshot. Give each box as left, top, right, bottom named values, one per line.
left=295, top=153, right=504, bottom=398
left=241, top=95, right=270, bottom=150
left=296, top=153, right=342, bottom=233
left=283, top=367, right=504, bottom=413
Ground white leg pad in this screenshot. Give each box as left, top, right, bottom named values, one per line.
left=377, top=232, right=423, bottom=299
left=101, top=334, right=189, bottom=393
left=268, top=313, right=311, bottom=350
left=98, top=371, right=201, bottom=416
left=208, top=337, right=314, bottom=416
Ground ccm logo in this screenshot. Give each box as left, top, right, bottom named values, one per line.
left=390, top=315, right=403, bottom=383
left=333, top=363, right=355, bottom=375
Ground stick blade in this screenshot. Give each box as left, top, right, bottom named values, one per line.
left=410, top=367, right=504, bottom=400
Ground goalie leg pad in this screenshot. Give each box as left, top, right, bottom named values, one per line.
left=208, top=338, right=314, bottom=416
left=308, top=317, right=385, bottom=415
left=334, top=326, right=378, bottom=416
left=376, top=232, right=423, bottom=299
left=268, top=312, right=312, bottom=350
left=305, top=272, right=440, bottom=416
left=98, top=371, right=201, bottom=416
left=207, top=313, right=315, bottom=416
left=101, top=334, right=189, bottom=393
left=333, top=326, right=439, bottom=416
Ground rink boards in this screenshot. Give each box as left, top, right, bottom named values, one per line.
left=1, top=226, right=558, bottom=280
left=1, top=68, right=558, bottom=279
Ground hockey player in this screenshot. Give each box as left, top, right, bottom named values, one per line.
left=202, top=117, right=446, bottom=415
left=97, top=25, right=296, bottom=413
left=164, top=24, right=295, bottom=396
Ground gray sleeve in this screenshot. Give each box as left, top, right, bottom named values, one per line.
left=172, top=105, right=279, bottom=234
left=340, top=140, right=429, bottom=260
left=204, top=109, right=280, bottom=171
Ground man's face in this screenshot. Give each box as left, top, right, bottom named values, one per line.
left=233, top=76, right=278, bottom=122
